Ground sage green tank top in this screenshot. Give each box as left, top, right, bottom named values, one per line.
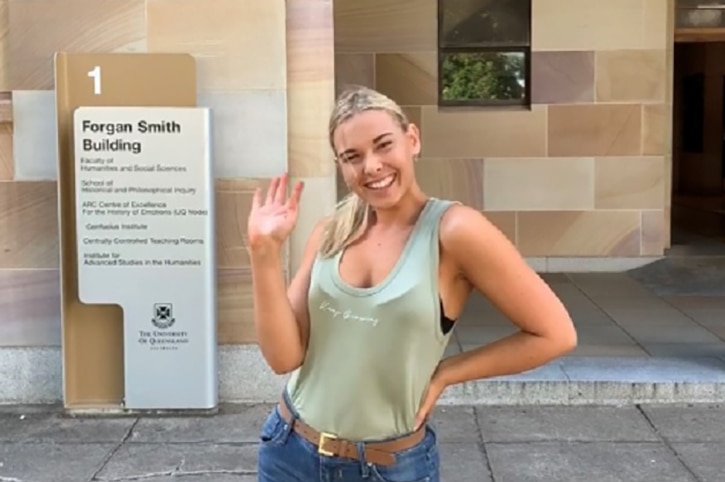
left=285, top=197, right=456, bottom=441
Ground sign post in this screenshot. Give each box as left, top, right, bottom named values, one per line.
left=55, top=53, right=217, bottom=412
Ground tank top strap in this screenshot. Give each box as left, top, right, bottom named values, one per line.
left=424, top=197, right=458, bottom=227
left=407, top=197, right=459, bottom=293
left=413, top=197, right=458, bottom=247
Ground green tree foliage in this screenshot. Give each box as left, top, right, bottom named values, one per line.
left=441, top=52, right=525, bottom=102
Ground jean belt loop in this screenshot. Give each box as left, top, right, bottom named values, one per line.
left=356, top=442, right=371, bottom=477
left=280, top=390, right=298, bottom=436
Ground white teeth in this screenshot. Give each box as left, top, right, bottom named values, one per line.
left=366, top=174, right=395, bottom=189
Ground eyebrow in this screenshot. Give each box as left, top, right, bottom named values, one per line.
left=338, top=132, right=393, bottom=158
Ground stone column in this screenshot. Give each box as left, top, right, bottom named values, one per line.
left=286, top=0, right=338, bottom=275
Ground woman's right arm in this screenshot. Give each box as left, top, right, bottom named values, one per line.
left=249, top=218, right=327, bottom=375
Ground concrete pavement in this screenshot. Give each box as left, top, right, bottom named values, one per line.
left=1, top=403, right=723, bottom=481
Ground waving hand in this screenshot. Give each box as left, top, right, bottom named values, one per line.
left=247, top=173, right=304, bottom=250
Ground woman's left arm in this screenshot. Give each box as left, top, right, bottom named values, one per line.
left=414, top=205, right=577, bottom=428
left=437, top=205, right=578, bottom=386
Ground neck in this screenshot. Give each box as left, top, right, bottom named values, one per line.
left=370, top=187, right=428, bottom=229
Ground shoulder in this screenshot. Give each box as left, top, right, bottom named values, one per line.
left=314, top=215, right=334, bottom=236
left=438, top=203, right=518, bottom=271
left=438, top=203, right=494, bottom=245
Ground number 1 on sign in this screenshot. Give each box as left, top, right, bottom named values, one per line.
left=88, top=66, right=101, bottom=95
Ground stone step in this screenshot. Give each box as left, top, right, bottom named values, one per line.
left=438, top=356, right=725, bottom=406
left=4, top=348, right=725, bottom=408
left=220, top=350, right=725, bottom=407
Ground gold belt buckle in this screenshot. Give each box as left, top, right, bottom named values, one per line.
left=318, top=432, right=337, bottom=456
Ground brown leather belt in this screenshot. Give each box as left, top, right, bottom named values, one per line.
left=277, top=398, right=425, bottom=466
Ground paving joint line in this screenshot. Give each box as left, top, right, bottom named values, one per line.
left=472, top=406, right=496, bottom=481
left=658, top=293, right=725, bottom=340
left=483, top=440, right=671, bottom=445
left=564, top=274, right=654, bottom=353
left=97, top=471, right=258, bottom=481
left=120, top=441, right=260, bottom=445
left=89, top=417, right=140, bottom=482
left=635, top=404, right=703, bottom=482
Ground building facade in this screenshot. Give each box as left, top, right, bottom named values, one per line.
left=0, top=0, right=678, bottom=405
left=334, top=0, right=675, bottom=272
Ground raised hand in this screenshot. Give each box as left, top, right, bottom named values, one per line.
left=247, top=173, right=304, bottom=250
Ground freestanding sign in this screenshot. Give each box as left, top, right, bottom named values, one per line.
left=54, top=52, right=217, bottom=412
left=72, top=106, right=217, bottom=410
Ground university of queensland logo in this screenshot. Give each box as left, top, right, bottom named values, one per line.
left=151, top=303, right=175, bottom=329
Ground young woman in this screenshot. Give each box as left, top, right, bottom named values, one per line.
left=247, top=86, right=577, bottom=481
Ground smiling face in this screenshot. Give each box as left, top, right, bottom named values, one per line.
left=332, top=109, right=421, bottom=210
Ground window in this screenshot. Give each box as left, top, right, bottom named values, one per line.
left=676, top=0, right=725, bottom=29
left=437, top=0, right=531, bottom=107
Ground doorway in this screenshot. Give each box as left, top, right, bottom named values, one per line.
left=671, top=40, right=725, bottom=253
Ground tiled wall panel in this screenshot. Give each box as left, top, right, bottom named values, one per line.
left=517, top=211, right=642, bottom=257
left=594, top=157, right=666, bottom=210
left=0, top=181, right=59, bottom=269
left=0, top=3, right=9, bottom=91
left=0, top=269, right=61, bottom=346
left=416, top=158, right=484, bottom=210
left=483, top=158, right=595, bottom=211
left=197, top=91, right=288, bottom=178
left=421, top=106, right=548, bottom=158
left=0, top=0, right=337, bottom=347
left=217, top=269, right=257, bottom=344
left=334, top=0, right=437, bottom=53
left=334, top=54, right=375, bottom=95
left=595, top=50, right=667, bottom=102
left=375, top=53, right=438, bottom=106
left=334, top=0, right=674, bottom=260
left=642, top=210, right=667, bottom=256
left=8, top=0, right=146, bottom=90
left=0, top=122, right=12, bottom=180
left=643, top=104, right=669, bottom=156
left=548, top=104, right=642, bottom=157
left=11, top=90, right=56, bottom=180
left=214, top=179, right=273, bottom=269
left=146, top=0, right=286, bottom=91
left=532, top=0, right=646, bottom=51
left=530, top=51, right=595, bottom=104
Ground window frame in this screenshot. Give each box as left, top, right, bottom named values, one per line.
left=436, top=0, right=533, bottom=108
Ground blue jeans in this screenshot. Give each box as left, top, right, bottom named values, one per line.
left=257, top=400, right=440, bottom=481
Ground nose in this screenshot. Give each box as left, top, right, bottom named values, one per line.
left=362, top=153, right=383, bottom=175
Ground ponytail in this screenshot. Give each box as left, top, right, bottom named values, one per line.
left=319, top=192, right=370, bottom=258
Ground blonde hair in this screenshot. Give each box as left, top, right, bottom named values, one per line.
left=318, top=86, right=411, bottom=258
